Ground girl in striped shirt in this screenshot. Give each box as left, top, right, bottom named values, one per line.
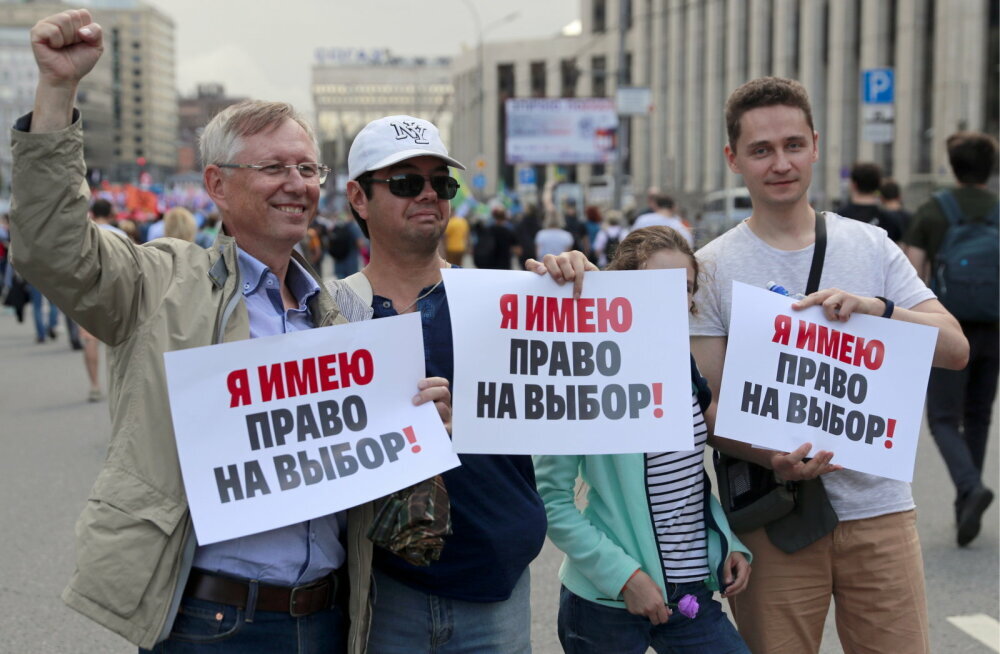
left=535, top=226, right=752, bottom=654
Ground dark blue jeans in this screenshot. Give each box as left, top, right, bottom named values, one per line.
left=927, top=322, right=1000, bottom=503
left=139, top=596, right=346, bottom=654
left=558, top=582, right=750, bottom=654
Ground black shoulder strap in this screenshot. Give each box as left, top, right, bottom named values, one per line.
left=806, top=212, right=826, bottom=295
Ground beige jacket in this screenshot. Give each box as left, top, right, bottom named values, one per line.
left=10, top=115, right=372, bottom=652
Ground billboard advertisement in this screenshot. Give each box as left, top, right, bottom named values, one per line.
left=505, top=98, right=619, bottom=165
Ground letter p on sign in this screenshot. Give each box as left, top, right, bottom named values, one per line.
left=862, top=69, right=894, bottom=104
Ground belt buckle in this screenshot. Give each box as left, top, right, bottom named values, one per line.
left=289, top=583, right=310, bottom=618
left=288, top=577, right=331, bottom=617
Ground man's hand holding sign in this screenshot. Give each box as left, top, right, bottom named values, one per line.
left=165, top=314, right=459, bottom=545
left=713, top=282, right=939, bottom=482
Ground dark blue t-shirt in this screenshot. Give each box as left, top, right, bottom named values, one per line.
left=371, top=277, right=547, bottom=601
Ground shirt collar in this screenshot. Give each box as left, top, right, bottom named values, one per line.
left=236, top=248, right=320, bottom=308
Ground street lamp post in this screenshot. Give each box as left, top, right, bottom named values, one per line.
left=458, top=0, right=518, bottom=198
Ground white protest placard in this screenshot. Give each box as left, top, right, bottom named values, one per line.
left=715, top=282, right=938, bottom=482
left=442, top=269, right=693, bottom=455
left=163, top=313, right=460, bottom=545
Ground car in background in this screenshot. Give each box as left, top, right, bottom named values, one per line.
left=694, top=187, right=753, bottom=247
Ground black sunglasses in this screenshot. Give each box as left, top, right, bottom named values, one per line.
left=368, top=174, right=460, bottom=200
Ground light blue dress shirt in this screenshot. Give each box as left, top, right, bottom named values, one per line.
left=191, top=248, right=346, bottom=585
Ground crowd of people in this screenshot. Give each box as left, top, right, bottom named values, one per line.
left=2, top=9, right=997, bottom=654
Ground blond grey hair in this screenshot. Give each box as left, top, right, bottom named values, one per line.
left=163, top=207, right=197, bottom=242
left=199, top=100, right=318, bottom=167
left=542, top=209, right=564, bottom=230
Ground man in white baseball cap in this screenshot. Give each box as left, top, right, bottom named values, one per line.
left=327, top=116, right=594, bottom=653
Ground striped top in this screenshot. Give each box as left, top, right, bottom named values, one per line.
left=645, top=391, right=710, bottom=583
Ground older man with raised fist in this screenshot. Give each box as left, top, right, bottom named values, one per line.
left=10, top=9, right=452, bottom=654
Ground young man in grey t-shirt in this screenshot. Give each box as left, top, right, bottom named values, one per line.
left=691, top=77, right=968, bottom=654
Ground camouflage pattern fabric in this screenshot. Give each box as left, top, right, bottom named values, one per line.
left=367, top=474, right=451, bottom=566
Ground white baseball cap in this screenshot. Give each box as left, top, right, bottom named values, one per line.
left=348, top=115, right=466, bottom=180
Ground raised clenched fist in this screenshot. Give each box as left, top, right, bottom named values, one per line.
left=30, top=8, right=103, bottom=86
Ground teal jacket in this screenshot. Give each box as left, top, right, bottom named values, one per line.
left=534, top=363, right=751, bottom=608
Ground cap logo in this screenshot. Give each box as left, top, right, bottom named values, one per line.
left=390, top=120, right=430, bottom=145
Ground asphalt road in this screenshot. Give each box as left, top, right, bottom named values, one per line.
left=0, top=308, right=996, bottom=653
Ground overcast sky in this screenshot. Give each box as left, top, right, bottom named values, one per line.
left=143, top=0, right=579, bottom=114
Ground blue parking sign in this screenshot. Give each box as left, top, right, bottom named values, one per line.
left=472, top=174, right=487, bottom=190
left=518, top=167, right=536, bottom=185
left=862, top=69, right=894, bottom=104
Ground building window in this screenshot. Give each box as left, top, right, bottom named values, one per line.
left=592, top=55, right=607, bottom=97
left=498, top=63, right=516, bottom=188
left=560, top=58, right=579, bottom=97
left=530, top=61, right=546, bottom=97
left=593, top=0, right=607, bottom=34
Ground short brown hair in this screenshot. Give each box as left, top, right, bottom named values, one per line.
left=946, top=132, right=998, bottom=185
left=725, top=77, right=814, bottom=152
left=606, top=226, right=699, bottom=314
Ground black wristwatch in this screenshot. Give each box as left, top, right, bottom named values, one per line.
left=875, top=296, right=894, bottom=318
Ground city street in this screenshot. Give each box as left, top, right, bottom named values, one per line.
left=0, top=307, right=997, bottom=653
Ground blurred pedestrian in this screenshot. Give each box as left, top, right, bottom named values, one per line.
left=535, top=210, right=574, bottom=259
left=328, top=212, right=367, bottom=279
left=632, top=193, right=693, bottom=246
left=592, top=210, right=629, bottom=269
left=880, top=179, right=913, bottom=238
left=561, top=198, right=588, bottom=252
left=195, top=211, right=220, bottom=248
left=583, top=205, right=603, bottom=263
left=443, top=212, right=470, bottom=266
left=163, top=206, right=197, bottom=242
left=839, top=162, right=904, bottom=242
left=906, top=131, right=999, bottom=547
left=481, top=206, right=520, bottom=269
left=514, top=203, right=541, bottom=269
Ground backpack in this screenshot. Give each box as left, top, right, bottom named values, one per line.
left=603, top=229, right=622, bottom=264
left=931, top=190, right=1000, bottom=322
left=328, top=222, right=354, bottom=260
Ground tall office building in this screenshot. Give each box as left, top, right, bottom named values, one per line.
left=311, top=48, right=454, bottom=177
left=452, top=0, right=998, bottom=210
left=0, top=0, right=177, bottom=185
left=93, top=0, right=177, bottom=182
left=0, top=1, right=114, bottom=193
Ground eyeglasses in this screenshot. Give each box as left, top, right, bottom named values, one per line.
left=217, top=161, right=330, bottom=185
left=368, top=174, right=460, bottom=200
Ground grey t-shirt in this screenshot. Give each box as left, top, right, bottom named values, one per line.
left=692, top=213, right=935, bottom=521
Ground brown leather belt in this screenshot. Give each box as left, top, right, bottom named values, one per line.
left=184, top=568, right=347, bottom=617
